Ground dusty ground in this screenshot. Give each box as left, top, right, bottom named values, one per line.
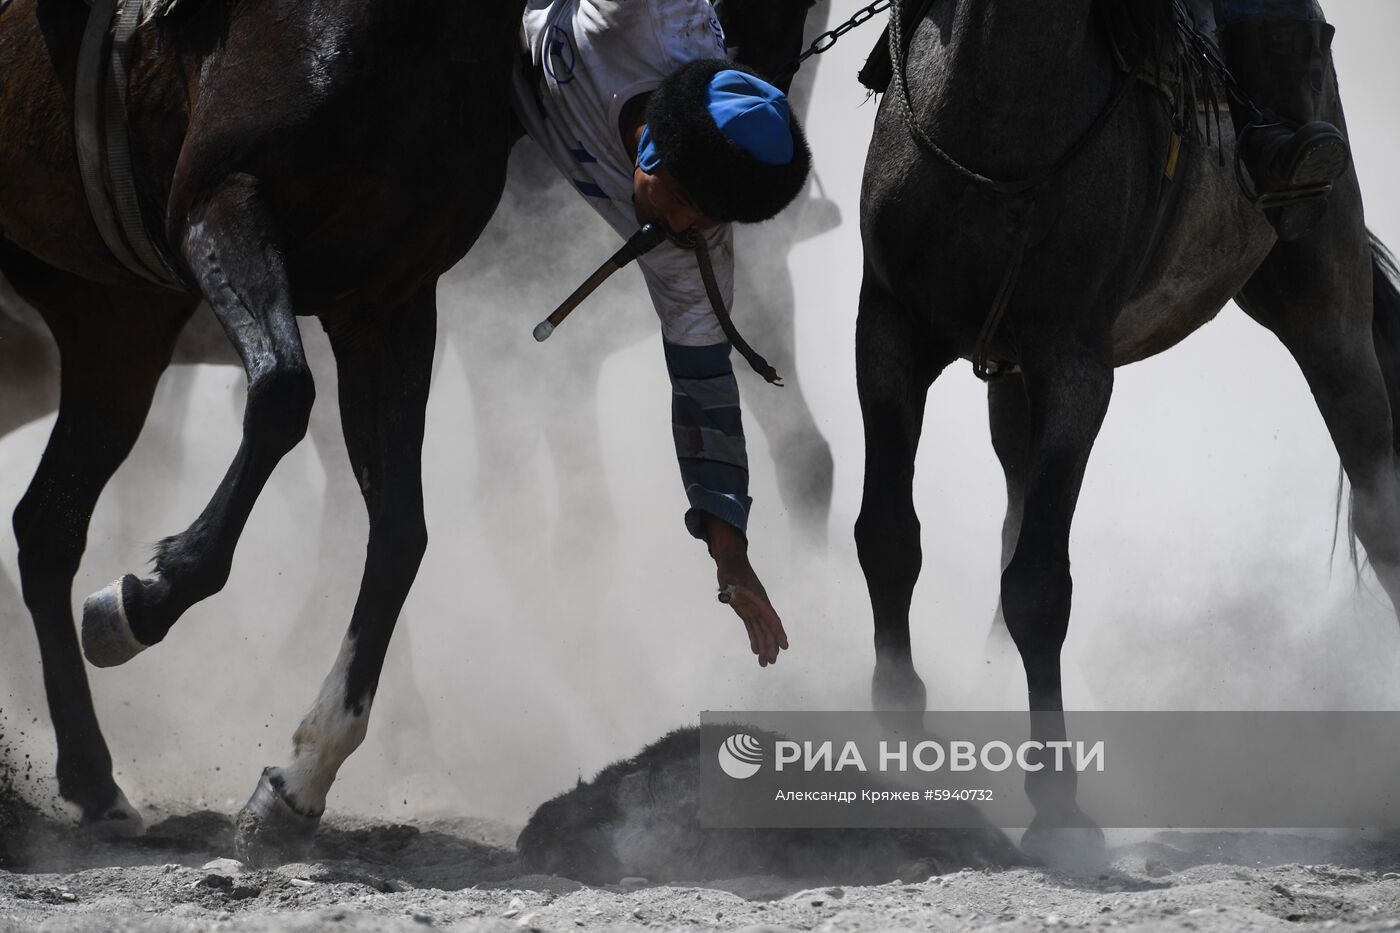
left=4, top=807, right=1400, bottom=932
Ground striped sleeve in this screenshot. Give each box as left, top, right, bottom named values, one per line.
left=663, top=339, right=752, bottom=539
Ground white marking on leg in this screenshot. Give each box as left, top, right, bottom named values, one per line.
left=274, top=634, right=371, bottom=816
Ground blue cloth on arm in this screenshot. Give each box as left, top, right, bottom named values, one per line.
left=663, top=340, right=751, bottom=540
left=1213, top=0, right=1325, bottom=23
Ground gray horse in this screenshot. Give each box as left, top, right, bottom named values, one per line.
left=857, top=0, right=1400, bottom=854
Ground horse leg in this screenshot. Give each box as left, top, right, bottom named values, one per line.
left=1238, top=202, right=1400, bottom=607
left=235, top=291, right=434, bottom=865
left=542, top=351, right=618, bottom=580
left=1001, top=343, right=1113, bottom=861
left=986, top=372, right=1030, bottom=661
left=855, top=274, right=949, bottom=711
left=300, top=359, right=450, bottom=802
left=78, top=179, right=316, bottom=666
left=734, top=249, right=834, bottom=549
left=3, top=250, right=190, bottom=828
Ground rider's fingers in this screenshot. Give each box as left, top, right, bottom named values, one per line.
left=743, top=594, right=783, bottom=659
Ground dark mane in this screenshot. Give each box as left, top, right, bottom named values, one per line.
left=1094, top=0, right=1181, bottom=75
left=1096, top=0, right=1230, bottom=147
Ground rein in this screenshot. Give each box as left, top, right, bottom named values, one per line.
left=887, top=0, right=1137, bottom=380
left=534, top=224, right=784, bottom=386
left=693, top=232, right=782, bottom=385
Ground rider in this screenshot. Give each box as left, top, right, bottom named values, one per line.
left=1217, top=0, right=1350, bottom=240
left=510, top=0, right=811, bottom=666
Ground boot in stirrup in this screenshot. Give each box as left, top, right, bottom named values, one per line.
left=1219, top=17, right=1350, bottom=241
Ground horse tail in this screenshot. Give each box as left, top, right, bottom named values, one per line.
left=1334, top=232, right=1400, bottom=579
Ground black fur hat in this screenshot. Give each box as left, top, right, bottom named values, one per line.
left=643, top=59, right=811, bottom=224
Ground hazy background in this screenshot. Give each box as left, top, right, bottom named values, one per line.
left=2, top=1, right=1399, bottom=828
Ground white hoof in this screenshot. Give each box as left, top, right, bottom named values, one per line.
left=234, top=768, right=321, bottom=867
left=81, top=578, right=148, bottom=668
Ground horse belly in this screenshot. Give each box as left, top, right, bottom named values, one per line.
left=1110, top=136, right=1275, bottom=366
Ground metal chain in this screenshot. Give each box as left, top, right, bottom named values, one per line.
left=776, top=0, right=890, bottom=80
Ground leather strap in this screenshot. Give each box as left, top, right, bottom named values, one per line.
left=75, top=0, right=182, bottom=287
left=693, top=232, right=782, bottom=386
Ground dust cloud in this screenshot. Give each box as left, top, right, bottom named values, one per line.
left=2, top=1, right=1399, bottom=842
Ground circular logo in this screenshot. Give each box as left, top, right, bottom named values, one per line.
left=543, top=25, right=576, bottom=85
left=718, top=733, right=763, bottom=780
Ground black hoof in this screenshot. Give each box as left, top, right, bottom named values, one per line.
left=79, top=787, right=144, bottom=838
left=80, top=577, right=150, bottom=668
left=1021, top=811, right=1106, bottom=871
left=234, top=768, right=320, bottom=867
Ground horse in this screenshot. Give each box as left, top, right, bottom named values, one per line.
left=0, top=0, right=524, bottom=862
left=0, top=0, right=820, bottom=864
left=856, top=0, right=1400, bottom=856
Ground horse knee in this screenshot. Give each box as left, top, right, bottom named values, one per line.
left=12, top=501, right=77, bottom=596
left=246, top=361, right=314, bottom=454
left=361, top=497, right=428, bottom=588
left=856, top=507, right=921, bottom=595
left=1000, top=550, right=1072, bottom=660
left=375, top=514, right=428, bottom=575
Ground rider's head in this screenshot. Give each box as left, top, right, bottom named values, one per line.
left=634, top=60, right=811, bottom=232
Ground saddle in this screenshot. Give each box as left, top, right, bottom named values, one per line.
left=77, top=0, right=188, bottom=21
left=857, top=0, right=1228, bottom=382
left=73, top=0, right=192, bottom=288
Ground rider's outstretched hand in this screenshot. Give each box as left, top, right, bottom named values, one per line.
left=704, top=515, right=789, bottom=667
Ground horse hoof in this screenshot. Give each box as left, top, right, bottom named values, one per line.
left=1021, top=820, right=1106, bottom=871
left=234, top=768, right=320, bottom=867
left=871, top=660, right=927, bottom=712
left=81, top=577, right=149, bottom=668
left=79, top=787, right=144, bottom=838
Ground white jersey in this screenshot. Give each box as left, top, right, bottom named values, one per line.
left=511, top=0, right=736, bottom=347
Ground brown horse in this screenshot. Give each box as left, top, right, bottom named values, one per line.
left=0, top=0, right=522, bottom=862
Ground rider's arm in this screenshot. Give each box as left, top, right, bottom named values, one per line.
left=663, top=338, right=752, bottom=540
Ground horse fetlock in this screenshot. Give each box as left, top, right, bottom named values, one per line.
left=234, top=767, right=321, bottom=867
left=80, top=576, right=154, bottom=667
left=871, top=653, right=927, bottom=712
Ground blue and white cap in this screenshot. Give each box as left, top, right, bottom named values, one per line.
left=641, top=60, right=811, bottom=224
